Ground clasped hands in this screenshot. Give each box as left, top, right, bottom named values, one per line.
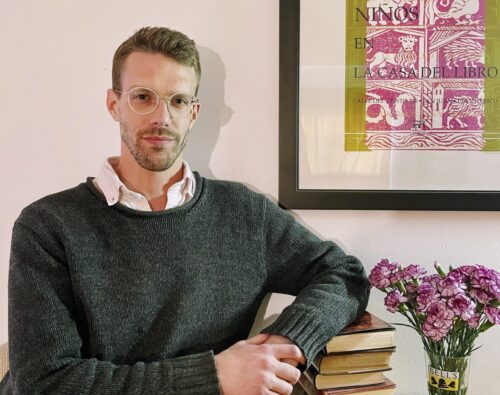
left=215, top=333, right=305, bottom=395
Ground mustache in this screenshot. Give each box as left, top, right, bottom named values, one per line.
left=139, top=128, right=179, bottom=140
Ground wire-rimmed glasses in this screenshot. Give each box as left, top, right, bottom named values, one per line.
left=115, top=86, right=198, bottom=118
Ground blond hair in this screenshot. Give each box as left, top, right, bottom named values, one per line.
left=112, top=26, right=201, bottom=95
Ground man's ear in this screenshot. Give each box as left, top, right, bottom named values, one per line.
left=106, top=89, right=120, bottom=122
left=189, top=102, right=201, bottom=129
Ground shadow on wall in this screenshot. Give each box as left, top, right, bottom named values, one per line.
left=183, top=46, right=233, bottom=178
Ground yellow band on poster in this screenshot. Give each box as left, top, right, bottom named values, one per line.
left=344, top=0, right=368, bottom=151
left=483, top=0, right=500, bottom=151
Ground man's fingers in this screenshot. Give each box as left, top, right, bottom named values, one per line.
left=270, top=344, right=306, bottom=365
left=269, top=373, right=295, bottom=395
left=281, top=357, right=299, bottom=367
left=216, top=335, right=301, bottom=395
left=245, top=333, right=271, bottom=345
left=274, top=360, right=301, bottom=384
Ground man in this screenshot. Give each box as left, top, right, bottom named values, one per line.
left=1, top=27, right=369, bottom=394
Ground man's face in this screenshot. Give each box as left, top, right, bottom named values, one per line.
left=107, top=51, right=200, bottom=172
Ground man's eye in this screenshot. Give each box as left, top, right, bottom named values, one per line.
left=172, top=96, right=190, bottom=106
left=133, top=93, right=151, bottom=101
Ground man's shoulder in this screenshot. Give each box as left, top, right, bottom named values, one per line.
left=201, top=176, right=269, bottom=203
left=24, top=180, right=90, bottom=209
left=199, top=176, right=279, bottom=218
left=16, top=180, right=95, bottom=224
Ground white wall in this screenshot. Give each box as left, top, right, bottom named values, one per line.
left=1, top=1, right=499, bottom=394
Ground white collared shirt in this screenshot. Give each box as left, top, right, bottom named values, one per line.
left=92, top=157, right=196, bottom=211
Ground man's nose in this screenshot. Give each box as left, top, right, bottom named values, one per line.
left=150, top=99, right=172, bottom=126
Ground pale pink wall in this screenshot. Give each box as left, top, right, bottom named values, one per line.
left=0, top=1, right=499, bottom=393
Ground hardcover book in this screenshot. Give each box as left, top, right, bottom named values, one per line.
left=314, top=370, right=389, bottom=390
left=314, top=347, right=395, bottom=375
left=299, top=372, right=396, bottom=395
left=326, top=312, right=395, bottom=353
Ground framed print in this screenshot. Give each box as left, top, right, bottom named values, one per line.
left=279, top=0, right=500, bottom=210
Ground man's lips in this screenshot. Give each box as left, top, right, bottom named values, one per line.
left=142, top=136, right=176, bottom=145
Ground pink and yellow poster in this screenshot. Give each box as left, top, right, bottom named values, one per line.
left=345, top=0, right=500, bottom=152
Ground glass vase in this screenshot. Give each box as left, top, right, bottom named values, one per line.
left=424, top=351, right=472, bottom=395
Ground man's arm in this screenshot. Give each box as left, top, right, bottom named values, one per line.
left=259, top=198, right=370, bottom=365
left=8, top=219, right=303, bottom=395
left=8, top=221, right=220, bottom=395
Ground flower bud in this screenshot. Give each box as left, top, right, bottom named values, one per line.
left=434, top=261, right=446, bottom=278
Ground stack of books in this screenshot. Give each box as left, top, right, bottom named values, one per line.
left=298, top=312, right=396, bottom=395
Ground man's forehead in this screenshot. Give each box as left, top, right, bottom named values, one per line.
left=121, top=51, right=197, bottom=91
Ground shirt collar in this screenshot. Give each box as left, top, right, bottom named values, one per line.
left=94, top=157, right=195, bottom=207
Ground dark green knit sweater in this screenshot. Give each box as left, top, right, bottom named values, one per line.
left=2, top=173, right=369, bottom=394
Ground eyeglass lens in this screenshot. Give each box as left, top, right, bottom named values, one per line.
left=127, top=87, right=195, bottom=117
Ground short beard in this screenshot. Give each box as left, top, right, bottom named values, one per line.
left=120, top=124, right=191, bottom=172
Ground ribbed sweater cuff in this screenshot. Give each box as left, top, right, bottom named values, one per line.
left=171, top=351, right=221, bottom=394
left=261, top=308, right=328, bottom=367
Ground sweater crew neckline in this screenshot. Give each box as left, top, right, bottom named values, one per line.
left=84, top=171, right=205, bottom=216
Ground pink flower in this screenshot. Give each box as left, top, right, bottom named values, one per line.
left=456, top=265, right=477, bottom=277
left=369, top=259, right=401, bottom=289
left=471, top=267, right=499, bottom=296
left=384, top=290, right=408, bottom=313
left=466, top=313, right=481, bottom=328
left=447, top=269, right=468, bottom=283
left=371, top=259, right=499, bottom=349
left=422, top=301, right=454, bottom=341
left=484, top=306, right=500, bottom=325
left=422, top=320, right=453, bottom=341
left=428, top=300, right=455, bottom=322
left=400, top=264, right=427, bottom=281
left=493, top=285, right=500, bottom=300
left=406, top=283, right=418, bottom=293
left=421, top=274, right=441, bottom=290
left=470, top=288, right=493, bottom=304
left=438, top=274, right=467, bottom=298
left=415, top=284, right=440, bottom=312
left=447, top=294, right=476, bottom=321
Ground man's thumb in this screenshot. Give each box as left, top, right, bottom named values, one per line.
left=245, top=333, right=271, bottom=345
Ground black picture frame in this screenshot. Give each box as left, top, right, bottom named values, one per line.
left=278, top=0, right=500, bottom=211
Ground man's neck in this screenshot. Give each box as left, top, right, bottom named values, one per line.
left=115, top=156, right=184, bottom=211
